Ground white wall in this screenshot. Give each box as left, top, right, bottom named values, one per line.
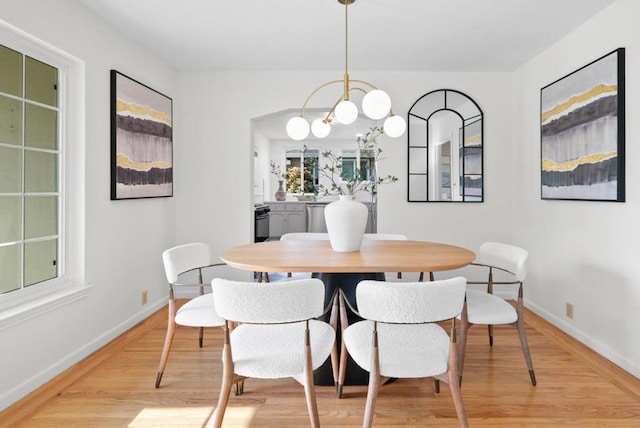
left=0, top=0, right=177, bottom=410
left=175, top=71, right=514, bottom=262
left=512, top=0, right=640, bottom=376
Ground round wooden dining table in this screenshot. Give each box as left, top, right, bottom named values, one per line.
left=220, top=239, right=476, bottom=274
left=220, top=239, right=476, bottom=386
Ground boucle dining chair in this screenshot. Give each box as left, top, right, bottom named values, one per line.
left=254, top=232, right=329, bottom=282
left=155, top=243, right=225, bottom=388
left=363, top=233, right=434, bottom=282
left=458, top=241, right=536, bottom=386
left=210, top=278, right=336, bottom=428
left=281, top=232, right=330, bottom=241
left=280, top=232, right=329, bottom=279
left=341, top=277, right=468, bottom=428
left=363, top=233, right=408, bottom=281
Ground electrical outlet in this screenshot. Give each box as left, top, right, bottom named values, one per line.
left=141, top=290, right=148, bottom=305
left=566, top=302, right=574, bottom=319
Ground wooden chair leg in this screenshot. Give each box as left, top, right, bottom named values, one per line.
left=447, top=342, right=469, bottom=428
left=329, top=292, right=340, bottom=387
left=516, top=316, right=537, bottom=385
left=363, top=328, right=380, bottom=428
left=155, top=300, right=177, bottom=388
left=457, top=312, right=470, bottom=385
left=419, top=272, right=435, bottom=282
left=212, top=337, right=234, bottom=428
left=337, top=339, right=348, bottom=398
left=212, top=375, right=233, bottom=428
left=337, top=292, right=350, bottom=398
left=488, top=324, right=494, bottom=346
left=303, top=322, right=321, bottom=428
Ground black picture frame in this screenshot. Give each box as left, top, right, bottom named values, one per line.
left=110, top=70, right=173, bottom=200
left=540, top=48, right=625, bottom=202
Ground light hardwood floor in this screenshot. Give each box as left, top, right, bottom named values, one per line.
left=3, top=303, right=640, bottom=427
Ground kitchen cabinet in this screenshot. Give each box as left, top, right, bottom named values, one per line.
left=269, top=202, right=306, bottom=239
left=267, top=200, right=375, bottom=239
left=306, top=202, right=375, bottom=233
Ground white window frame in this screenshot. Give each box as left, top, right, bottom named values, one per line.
left=0, top=20, right=88, bottom=330
left=338, top=147, right=375, bottom=183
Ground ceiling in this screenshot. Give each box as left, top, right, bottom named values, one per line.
left=76, top=0, right=615, bottom=141
left=77, top=0, right=615, bottom=72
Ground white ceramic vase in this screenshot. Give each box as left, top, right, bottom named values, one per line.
left=324, top=195, right=368, bottom=252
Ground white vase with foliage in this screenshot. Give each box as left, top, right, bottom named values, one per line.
left=308, top=126, right=397, bottom=252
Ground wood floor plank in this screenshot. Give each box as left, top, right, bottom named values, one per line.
left=2, top=303, right=640, bottom=427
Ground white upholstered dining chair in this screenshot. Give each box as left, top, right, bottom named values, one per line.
left=254, top=232, right=329, bottom=282
left=363, top=233, right=408, bottom=281
left=363, top=233, right=434, bottom=282
left=155, top=243, right=226, bottom=388
left=281, top=232, right=330, bottom=241
left=210, top=278, right=335, bottom=428
left=458, top=241, right=536, bottom=386
left=342, top=277, right=469, bottom=428
left=279, top=232, right=329, bottom=279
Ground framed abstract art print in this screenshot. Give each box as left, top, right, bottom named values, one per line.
left=110, top=70, right=173, bottom=200
left=540, top=48, right=625, bottom=202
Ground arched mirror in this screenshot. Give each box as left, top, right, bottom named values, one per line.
left=407, top=89, right=483, bottom=202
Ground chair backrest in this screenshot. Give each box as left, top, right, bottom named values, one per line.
left=162, top=243, right=211, bottom=284
left=280, top=232, right=329, bottom=241
left=355, top=277, right=466, bottom=323
left=476, top=242, right=529, bottom=282
left=363, top=233, right=408, bottom=240
left=212, top=278, right=325, bottom=323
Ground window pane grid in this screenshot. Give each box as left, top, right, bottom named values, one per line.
left=0, top=43, right=60, bottom=296
left=339, top=149, right=375, bottom=183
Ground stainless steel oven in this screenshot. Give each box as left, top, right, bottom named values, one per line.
left=254, top=204, right=270, bottom=242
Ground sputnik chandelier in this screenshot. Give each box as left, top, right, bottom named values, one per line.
left=286, top=0, right=406, bottom=141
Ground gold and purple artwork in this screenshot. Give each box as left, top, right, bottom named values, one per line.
left=540, top=48, right=624, bottom=201
left=110, top=70, right=173, bottom=200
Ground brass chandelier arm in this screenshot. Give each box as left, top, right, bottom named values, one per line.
left=322, top=97, right=345, bottom=123
left=304, top=79, right=382, bottom=120
left=349, top=79, right=379, bottom=90
left=299, top=79, right=344, bottom=117
left=350, top=83, right=401, bottom=117
left=319, top=84, right=398, bottom=124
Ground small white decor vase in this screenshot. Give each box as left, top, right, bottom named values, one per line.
left=324, top=195, right=368, bottom=252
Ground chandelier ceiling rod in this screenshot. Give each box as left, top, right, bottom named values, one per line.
left=343, top=0, right=349, bottom=101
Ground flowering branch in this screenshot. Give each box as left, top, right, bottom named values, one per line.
left=308, top=126, right=398, bottom=197
left=270, top=160, right=286, bottom=180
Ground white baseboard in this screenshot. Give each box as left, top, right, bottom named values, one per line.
left=525, top=298, right=640, bottom=379
left=0, top=298, right=166, bottom=412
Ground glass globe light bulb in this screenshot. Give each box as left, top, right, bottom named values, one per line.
left=383, top=114, right=407, bottom=138
left=362, top=89, right=391, bottom=120
left=334, top=100, right=358, bottom=125
left=286, top=116, right=310, bottom=141
left=311, top=118, right=331, bottom=138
